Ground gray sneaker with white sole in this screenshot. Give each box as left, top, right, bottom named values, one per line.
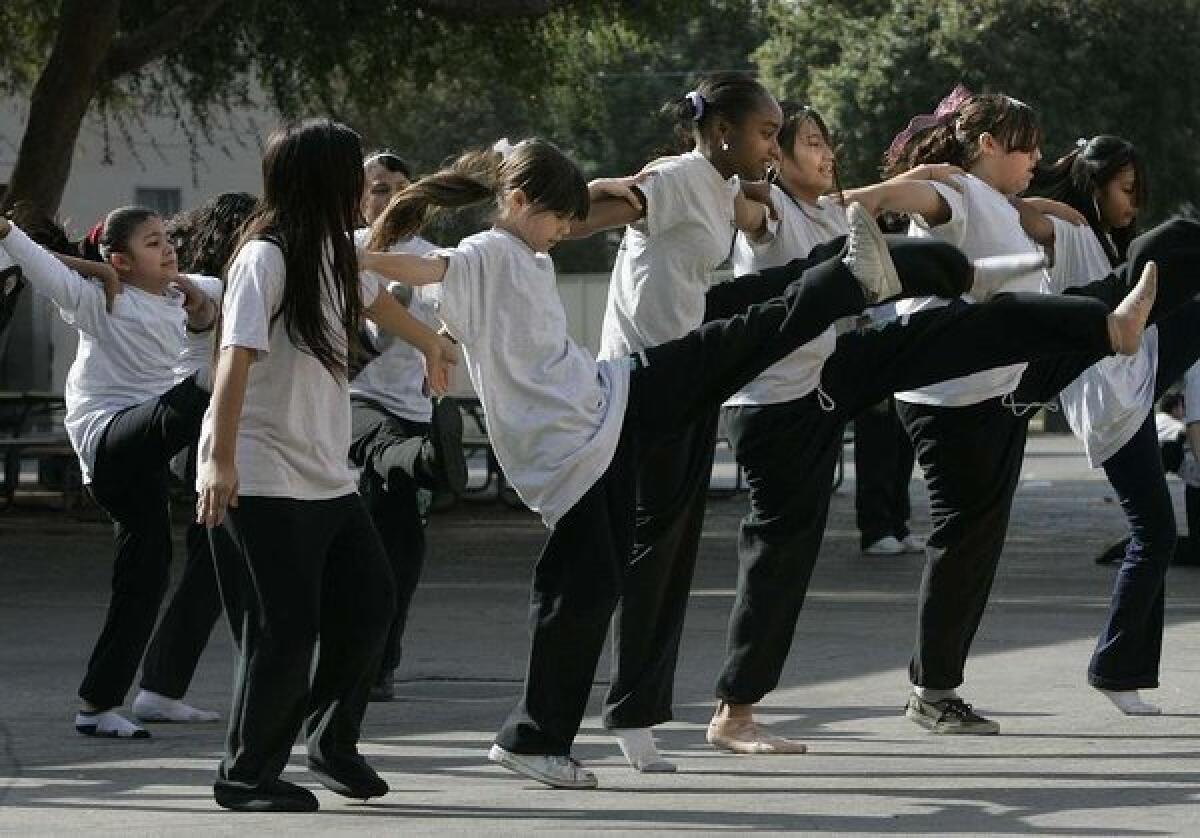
left=905, top=693, right=1000, bottom=734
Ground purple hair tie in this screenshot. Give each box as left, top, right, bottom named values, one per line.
left=886, top=83, right=973, bottom=163
left=686, top=90, right=705, bottom=122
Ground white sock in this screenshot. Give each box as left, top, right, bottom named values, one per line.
left=613, top=727, right=676, bottom=773
left=132, top=689, right=221, bottom=723
left=915, top=686, right=960, bottom=703
left=1097, top=688, right=1162, bottom=716
left=75, top=710, right=150, bottom=739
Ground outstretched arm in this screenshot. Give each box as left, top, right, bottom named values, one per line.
left=841, top=176, right=952, bottom=226
left=359, top=251, right=448, bottom=286
left=568, top=177, right=648, bottom=239
left=52, top=253, right=121, bottom=313
left=735, top=180, right=775, bottom=240
left=364, top=288, right=457, bottom=395
left=0, top=217, right=108, bottom=325
left=1014, top=196, right=1088, bottom=247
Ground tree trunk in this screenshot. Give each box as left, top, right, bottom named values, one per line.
left=1, top=0, right=122, bottom=218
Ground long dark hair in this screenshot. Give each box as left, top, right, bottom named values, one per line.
left=660, top=72, right=775, bottom=150
left=236, top=119, right=365, bottom=379
left=884, top=93, right=1041, bottom=177
left=168, top=192, right=258, bottom=277
left=1032, top=136, right=1146, bottom=265
left=369, top=138, right=588, bottom=250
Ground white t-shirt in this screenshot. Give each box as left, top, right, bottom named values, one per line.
left=599, top=150, right=740, bottom=360
left=1046, top=217, right=1159, bottom=467
left=725, top=188, right=847, bottom=406
left=350, top=231, right=438, bottom=422
left=419, top=228, right=630, bottom=528
left=0, top=224, right=219, bottom=482
left=198, top=239, right=380, bottom=500
left=173, top=276, right=224, bottom=380
left=895, top=174, right=1049, bottom=406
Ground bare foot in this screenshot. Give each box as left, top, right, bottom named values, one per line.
left=1108, top=261, right=1157, bottom=355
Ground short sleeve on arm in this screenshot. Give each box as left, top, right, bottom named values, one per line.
left=912, top=177, right=968, bottom=248
left=422, top=244, right=481, bottom=345
left=637, top=166, right=691, bottom=239
left=221, top=241, right=284, bottom=355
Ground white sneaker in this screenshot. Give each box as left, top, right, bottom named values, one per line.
left=969, top=253, right=1047, bottom=301
left=488, top=744, right=598, bottom=789
left=863, top=535, right=906, bottom=555
left=843, top=202, right=901, bottom=303
left=901, top=533, right=927, bottom=553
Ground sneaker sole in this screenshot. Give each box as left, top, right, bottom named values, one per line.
left=487, top=745, right=597, bottom=789
left=75, top=723, right=151, bottom=739
left=849, top=203, right=901, bottom=301
left=431, top=398, right=468, bottom=496
left=904, top=706, right=1000, bottom=735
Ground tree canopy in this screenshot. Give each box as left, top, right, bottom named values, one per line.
left=756, top=0, right=1200, bottom=221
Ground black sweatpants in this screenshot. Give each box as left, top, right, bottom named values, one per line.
left=348, top=396, right=430, bottom=678
left=601, top=234, right=977, bottom=730
left=139, top=521, right=222, bottom=699
left=716, top=292, right=1115, bottom=705
left=208, top=493, right=395, bottom=792
left=80, top=375, right=210, bottom=710
left=854, top=397, right=915, bottom=548
left=898, top=397, right=1028, bottom=690
left=903, top=217, right=1200, bottom=692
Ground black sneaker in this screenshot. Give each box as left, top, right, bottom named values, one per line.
left=905, top=693, right=999, bottom=734
left=427, top=397, right=467, bottom=496
left=307, top=755, right=389, bottom=800
left=214, top=778, right=319, bottom=812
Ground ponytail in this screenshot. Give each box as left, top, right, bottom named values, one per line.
left=368, top=139, right=589, bottom=250
left=80, top=221, right=106, bottom=262
left=368, top=150, right=501, bottom=250
left=884, top=122, right=968, bottom=177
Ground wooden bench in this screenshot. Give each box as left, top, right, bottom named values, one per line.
left=0, top=392, right=81, bottom=509
left=0, top=433, right=81, bottom=509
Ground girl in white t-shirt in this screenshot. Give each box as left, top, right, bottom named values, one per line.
left=874, top=89, right=1192, bottom=735
left=1018, top=137, right=1200, bottom=714
left=704, top=105, right=1158, bottom=753
left=194, top=119, right=455, bottom=814
left=549, top=72, right=789, bottom=773
left=361, top=137, right=1150, bottom=789
left=0, top=206, right=221, bottom=741
left=131, top=192, right=260, bottom=728
left=349, top=150, right=467, bottom=703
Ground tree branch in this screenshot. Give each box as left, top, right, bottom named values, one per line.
left=102, top=0, right=230, bottom=80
